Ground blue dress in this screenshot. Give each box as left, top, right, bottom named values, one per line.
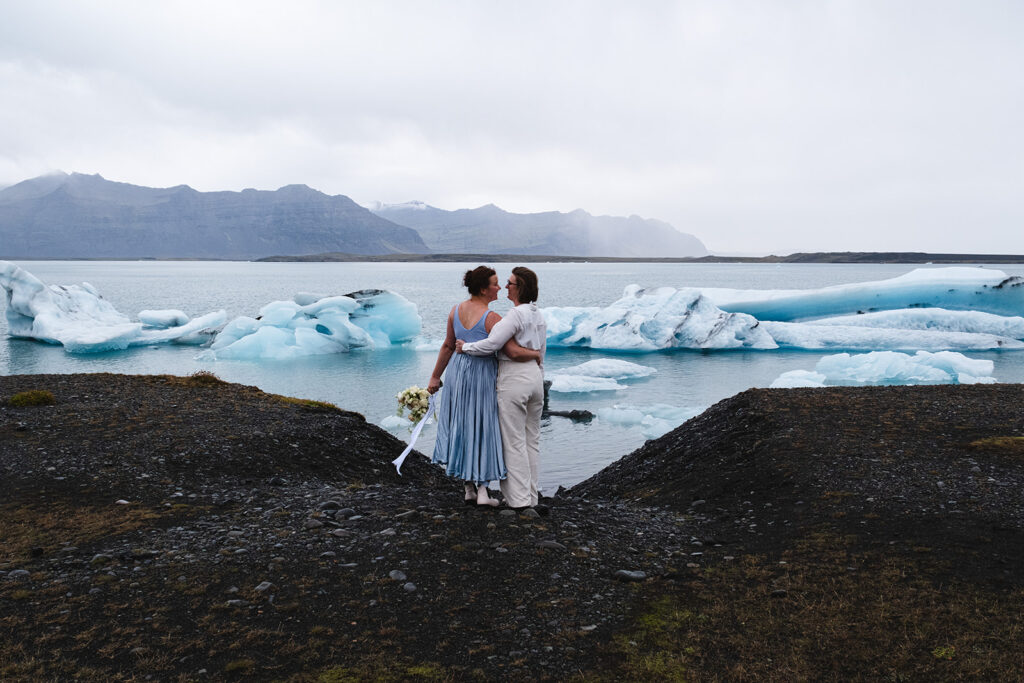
left=432, top=304, right=506, bottom=484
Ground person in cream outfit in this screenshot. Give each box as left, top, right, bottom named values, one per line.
left=457, top=267, right=546, bottom=510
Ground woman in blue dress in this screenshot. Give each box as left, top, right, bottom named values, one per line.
left=427, top=266, right=540, bottom=506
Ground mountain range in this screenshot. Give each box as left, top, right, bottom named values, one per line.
left=0, top=172, right=707, bottom=259
left=369, top=201, right=708, bottom=257
left=0, top=173, right=428, bottom=259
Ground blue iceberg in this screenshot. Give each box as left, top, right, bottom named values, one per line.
left=770, top=351, right=997, bottom=388
left=543, top=268, right=1024, bottom=352
left=198, top=289, right=421, bottom=361
left=0, top=261, right=226, bottom=353
left=1, top=262, right=421, bottom=358
left=544, top=286, right=777, bottom=351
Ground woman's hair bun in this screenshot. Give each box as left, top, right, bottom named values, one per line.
left=463, top=265, right=496, bottom=295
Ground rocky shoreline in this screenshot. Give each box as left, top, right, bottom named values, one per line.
left=2, top=373, right=1023, bottom=680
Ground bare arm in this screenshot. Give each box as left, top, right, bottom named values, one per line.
left=460, top=310, right=518, bottom=356
left=503, top=337, right=541, bottom=363
left=428, top=309, right=456, bottom=394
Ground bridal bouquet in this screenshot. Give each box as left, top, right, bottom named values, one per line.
left=396, top=385, right=431, bottom=423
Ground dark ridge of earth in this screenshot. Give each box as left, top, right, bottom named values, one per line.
left=2, top=374, right=1023, bottom=681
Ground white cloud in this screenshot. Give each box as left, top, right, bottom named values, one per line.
left=2, top=0, right=1023, bottom=254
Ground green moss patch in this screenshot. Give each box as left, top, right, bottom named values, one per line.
left=273, top=395, right=342, bottom=413
left=6, top=390, right=56, bottom=407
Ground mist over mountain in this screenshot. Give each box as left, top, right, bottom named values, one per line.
left=370, top=201, right=708, bottom=257
left=0, top=173, right=429, bottom=259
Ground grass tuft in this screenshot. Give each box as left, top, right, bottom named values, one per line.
left=274, top=395, right=342, bottom=413
left=185, top=370, right=227, bottom=387
left=224, top=658, right=256, bottom=674
left=969, top=436, right=1024, bottom=454
left=7, top=390, right=56, bottom=407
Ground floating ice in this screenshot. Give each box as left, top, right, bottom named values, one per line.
left=379, top=414, right=414, bottom=432
left=761, top=320, right=1024, bottom=351
left=199, top=289, right=421, bottom=360
left=810, top=308, right=1024, bottom=337
left=597, top=403, right=702, bottom=439
left=542, top=268, right=1024, bottom=352
left=547, top=358, right=657, bottom=392
left=414, top=338, right=442, bottom=352
left=0, top=261, right=226, bottom=353
left=138, top=309, right=190, bottom=328
left=543, top=286, right=777, bottom=351
left=770, top=351, right=997, bottom=388
left=547, top=375, right=624, bottom=393
left=552, top=359, right=656, bottom=379
left=706, top=267, right=1024, bottom=321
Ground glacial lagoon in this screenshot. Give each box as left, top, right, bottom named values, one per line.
left=4, top=260, right=1024, bottom=489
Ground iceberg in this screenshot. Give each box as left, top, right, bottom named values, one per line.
left=199, top=289, right=421, bottom=361
left=760, top=321, right=1024, bottom=351
left=547, top=375, right=624, bottom=393
left=546, top=358, right=656, bottom=393
left=551, top=359, right=656, bottom=379
left=379, top=414, right=414, bottom=432
left=543, top=286, right=778, bottom=351
left=770, top=351, right=996, bottom=388
left=808, top=308, right=1024, bottom=337
left=0, top=261, right=226, bottom=353
left=597, top=403, right=702, bottom=439
left=138, top=309, right=191, bottom=328
left=542, top=268, right=1024, bottom=352
left=706, top=267, right=1024, bottom=321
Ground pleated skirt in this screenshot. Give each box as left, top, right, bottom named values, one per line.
left=431, top=353, right=506, bottom=483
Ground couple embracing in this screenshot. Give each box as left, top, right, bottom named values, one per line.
left=427, top=265, right=546, bottom=509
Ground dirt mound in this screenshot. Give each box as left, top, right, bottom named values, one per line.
left=573, top=385, right=1024, bottom=573
left=0, top=372, right=447, bottom=502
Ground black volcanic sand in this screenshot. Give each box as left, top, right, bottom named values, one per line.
left=2, top=374, right=1023, bottom=681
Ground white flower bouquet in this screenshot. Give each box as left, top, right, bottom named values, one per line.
left=396, top=385, right=431, bottom=423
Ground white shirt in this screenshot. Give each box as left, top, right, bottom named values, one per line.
left=461, top=302, right=546, bottom=366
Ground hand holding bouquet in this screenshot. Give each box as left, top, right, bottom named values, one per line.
left=396, top=385, right=431, bottom=423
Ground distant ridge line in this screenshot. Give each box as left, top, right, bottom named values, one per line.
left=257, top=251, right=1024, bottom=264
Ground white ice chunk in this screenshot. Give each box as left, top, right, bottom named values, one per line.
left=414, top=338, right=442, bottom=351
left=597, top=403, right=702, bottom=439
left=540, top=268, right=1024, bottom=353
left=543, top=286, right=777, bottom=351
left=379, top=415, right=414, bottom=432
left=0, top=261, right=226, bottom=353
left=811, top=308, right=1024, bottom=338
left=138, top=309, right=190, bottom=328
left=547, top=375, right=624, bottom=392
left=770, top=350, right=996, bottom=388
left=705, top=267, right=1024, bottom=321
left=769, top=370, right=829, bottom=388
left=200, top=289, right=421, bottom=360
left=552, top=358, right=656, bottom=379
left=761, top=320, right=1024, bottom=351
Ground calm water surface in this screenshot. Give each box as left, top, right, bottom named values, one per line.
left=4, top=261, right=1024, bottom=488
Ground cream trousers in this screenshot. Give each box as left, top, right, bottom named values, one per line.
left=496, top=359, right=544, bottom=508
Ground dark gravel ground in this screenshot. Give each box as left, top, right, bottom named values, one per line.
left=0, top=373, right=693, bottom=681
left=574, top=384, right=1024, bottom=584
left=2, top=374, right=1023, bottom=681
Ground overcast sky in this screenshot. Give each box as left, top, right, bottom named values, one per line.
left=2, top=1, right=1022, bottom=255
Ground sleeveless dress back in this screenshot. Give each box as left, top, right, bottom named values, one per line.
left=431, top=304, right=506, bottom=483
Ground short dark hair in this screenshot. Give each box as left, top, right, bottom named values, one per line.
left=463, top=265, right=496, bottom=296
left=511, top=266, right=539, bottom=304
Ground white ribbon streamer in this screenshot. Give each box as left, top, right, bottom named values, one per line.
left=392, top=392, right=439, bottom=475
